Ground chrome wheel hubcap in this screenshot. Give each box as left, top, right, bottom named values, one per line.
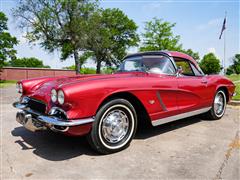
left=102, top=109, right=129, bottom=143
left=214, top=92, right=225, bottom=116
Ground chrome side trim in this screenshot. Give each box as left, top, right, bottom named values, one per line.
left=156, top=91, right=167, bottom=111
left=151, top=107, right=211, bottom=126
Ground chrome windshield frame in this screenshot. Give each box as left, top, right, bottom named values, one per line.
left=118, top=53, right=178, bottom=76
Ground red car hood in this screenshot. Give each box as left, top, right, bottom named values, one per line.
left=28, top=72, right=146, bottom=103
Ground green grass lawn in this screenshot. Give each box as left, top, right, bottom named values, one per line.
left=0, top=80, right=17, bottom=88
left=226, top=74, right=240, bottom=101
left=226, top=74, right=240, bottom=82
left=232, top=83, right=240, bottom=101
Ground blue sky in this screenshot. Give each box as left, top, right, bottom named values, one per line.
left=0, top=0, right=239, bottom=69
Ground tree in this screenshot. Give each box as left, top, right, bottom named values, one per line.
left=140, top=18, right=200, bottom=62
left=226, top=54, right=240, bottom=75
left=8, top=57, right=50, bottom=68
left=140, top=18, right=182, bottom=52
left=182, top=49, right=200, bottom=61
left=200, top=53, right=221, bottom=74
left=226, top=66, right=234, bottom=75
left=232, top=54, right=240, bottom=74
left=87, top=8, right=139, bottom=73
left=13, top=0, right=98, bottom=74
left=0, top=12, right=18, bottom=69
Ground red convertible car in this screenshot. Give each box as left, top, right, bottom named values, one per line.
left=13, top=51, right=235, bottom=154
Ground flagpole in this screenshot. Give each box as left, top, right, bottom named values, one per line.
left=223, top=11, right=227, bottom=75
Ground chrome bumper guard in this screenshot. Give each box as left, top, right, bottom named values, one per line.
left=13, top=101, right=94, bottom=132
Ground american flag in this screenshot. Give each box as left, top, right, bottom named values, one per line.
left=219, top=17, right=226, bottom=39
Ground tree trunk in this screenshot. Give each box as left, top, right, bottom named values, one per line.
left=74, top=50, right=80, bottom=74
left=96, top=60, right=101, bottom=74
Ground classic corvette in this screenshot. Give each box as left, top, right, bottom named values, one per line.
left=13, top=51, right=236, bottom=154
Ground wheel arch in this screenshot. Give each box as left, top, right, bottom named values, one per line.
left=96, top=91, right=151, bottom=127
left=216, top=86, right=229, bottom=103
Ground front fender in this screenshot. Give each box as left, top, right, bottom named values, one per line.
left=62, top=80, right=149, bottom=119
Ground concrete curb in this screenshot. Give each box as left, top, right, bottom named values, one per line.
left=229, top=100, right=240, bottom=106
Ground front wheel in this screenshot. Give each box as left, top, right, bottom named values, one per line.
left=87, top=99, right=137, bottom=154
left=205, top=90, right=227, bottom=120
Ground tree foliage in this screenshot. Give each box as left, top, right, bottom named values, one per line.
left=13, top=1, right=139, bottom=74
left=181, top=49, right=200, bottom=61
left=13, top=0, right=98, bottom=74
left=226, top=54, right=240, bottom=75
left=140, top=18, right=201, bottom=62
left=226, top=66, right=235, bottom=75
left=232, top=54, right=240, bottom=74
left=200, top=53, right=221, bottom=74
left=87, top=8, right=139, bottom=73
left=0, top=12, right=18, bottom=69
left=8, top=57, right=50, bottom=68
left=140, top=18, right=182, bottom=52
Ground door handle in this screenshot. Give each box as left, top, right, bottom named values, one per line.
left=201, top=80, right=207, bottom=84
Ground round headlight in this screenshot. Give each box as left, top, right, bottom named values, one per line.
left=57, top=90, right=65, bottom=105
left=16, top=83, right=20, bottom=93
left=51, top=89, right=57, bottom=102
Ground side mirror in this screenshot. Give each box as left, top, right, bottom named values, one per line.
left=176, top=66, right=183, bottom=76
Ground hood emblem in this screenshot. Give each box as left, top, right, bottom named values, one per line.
left=149, top=100, right=155, bottom=104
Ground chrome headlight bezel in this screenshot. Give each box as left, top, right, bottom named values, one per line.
left=57, top=90, right=65, bottom=105
left=51, top=89, right=57, bottom=103
left=16, top=83, right=23, bottom=94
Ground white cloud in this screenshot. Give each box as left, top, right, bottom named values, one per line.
left=196, top=18, right=222, bottom=31
left=208, top=47, right=216, bottom=54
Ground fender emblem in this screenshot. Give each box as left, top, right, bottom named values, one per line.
left=149, top=100, right=155, bottom=104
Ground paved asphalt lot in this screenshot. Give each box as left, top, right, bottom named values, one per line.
left=1, top=86, right=239, bottom=179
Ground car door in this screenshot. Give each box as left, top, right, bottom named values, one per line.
left=174, top=58, right=209, bottom=114
left=141, top=55, right=180, bottom=120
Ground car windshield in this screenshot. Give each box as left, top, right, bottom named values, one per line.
left=118, top=55, right=176, bottom=75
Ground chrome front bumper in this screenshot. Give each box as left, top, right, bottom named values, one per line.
left=13, top=101, right=94, bottom=132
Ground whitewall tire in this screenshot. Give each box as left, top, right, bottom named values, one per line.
left=87, top=99, right=137, bottom=154
left=205, top=90, right=227, bottom=120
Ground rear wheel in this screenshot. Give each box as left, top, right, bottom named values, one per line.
left=87, top=99, right=137, bottom=154
left=205, top=90, right=227, bottom=120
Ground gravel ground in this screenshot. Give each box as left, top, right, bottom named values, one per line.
left=1, top=85, right=239, bottom=179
